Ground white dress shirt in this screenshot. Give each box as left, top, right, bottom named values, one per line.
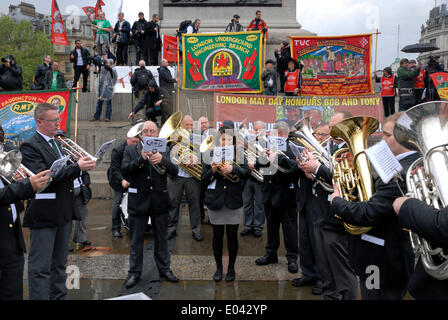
left=0, top=179, right=17, bottom=222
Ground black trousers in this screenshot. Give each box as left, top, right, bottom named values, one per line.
left=264, top=202, right=298, bottom=262
left=72, top=65, right=89, bottom=91
left=278, top=70, right=287, bottom=92
left=0, top=253, right=24, bottom=300
left=135, top=37, right=144, bottom=65
left=128, top=210, right=170, bottom=277
left=382, top=96, right=395, bottom=117
left=148, top=48, right=160, bottom=66
left=298, top=203, right=319, bottom=281
left=415, top=88, right=424, bottom=105
left=116, top=43, right=128, bottom=66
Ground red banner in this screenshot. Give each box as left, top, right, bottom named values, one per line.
left=94, top=0, right=105, bottom=19
left=162, top=35, right=178, bottom=63
left=214, top=92, right=382, bottom=132
left=82, top=6, right=95, bottom=18
left=430, top=72, right=448, bottom=100
left=290, top=34, right=373, bottom=96
left=0, top=89, right=72, bottom=146
left=51, top=0, right=69, bottom=46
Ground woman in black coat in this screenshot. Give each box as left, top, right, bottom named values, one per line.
left=201, top=125, right=250, bottom=282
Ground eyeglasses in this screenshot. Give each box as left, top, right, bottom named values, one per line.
left=39, top=118, right=61, bottom=123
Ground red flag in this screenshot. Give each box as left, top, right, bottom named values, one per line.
left=82, top=6, right=95, bottom=18
left=430, top=72, right=448, bottom=101
left=94, top=0, right=105, bottom=20
left=162, top=35, right=178, bottom=63
left=51, top=0, right=69, bottom=46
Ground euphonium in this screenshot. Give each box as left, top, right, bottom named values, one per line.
left=159, top=111, right=202, bottom=180
left=394, top=101, right=448, bottom=280
left=237, top=124, right=264, bottom=182
left=330, top=116, right=379, bottom=235
left=127, top=122, right=166, bottom=175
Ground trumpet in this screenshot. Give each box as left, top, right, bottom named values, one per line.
left=54, top=134, right=98, bottom=162
left=200, top=135, right=241, bottom=183
left=127, top=122, right=166, bottom=175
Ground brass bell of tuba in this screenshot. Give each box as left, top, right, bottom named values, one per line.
left=394, top=101, right=448, bottom=280
left=330, top=116, right=379, bottom=235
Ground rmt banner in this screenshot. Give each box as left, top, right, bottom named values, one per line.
left=182, top=31, right=263, bottom=93
left=0, top=89, right=72, bottom=146
left=290, top=34, right=373, bottom=96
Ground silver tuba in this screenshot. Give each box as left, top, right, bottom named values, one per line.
left=394, top=101, right=448, bottom=280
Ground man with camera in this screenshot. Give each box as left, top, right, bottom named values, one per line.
left=0, top=55, right=22, bottom=92
left=131, top=12, right=147, bottom=66
left=90, top=59, right=117, bottom=122
left=70, top=40, right=92, bottom=93
left=113, top=13, right=131, bottom=66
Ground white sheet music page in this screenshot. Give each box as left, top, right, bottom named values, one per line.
left=365, top=140, right=403, bottom=184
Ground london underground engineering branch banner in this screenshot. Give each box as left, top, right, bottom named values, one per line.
left=214, top=93, right=383, bottom=132
left=182, top=31, right=263, bottom=93
left=0, top=89, right=72, bottom=146
left=290, top=34, right=373, bottom=96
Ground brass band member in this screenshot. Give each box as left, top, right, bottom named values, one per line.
left=20, top=103, right=96, bottom=300
left=121, top=121, right=179, bottom=288
left=254, top=121, right=299, bottom=274
left=300, top=111, right=358, bottom=300
left=202, top=124, right=250, bottom=281
left=329, top=112, right=418, bottom=300
left=394, top=196, right=448, bottom=299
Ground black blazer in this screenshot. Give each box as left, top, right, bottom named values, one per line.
left=201, top=154, right=250, bottom=211
left=330, top=152, right=419, bottom=288
left=20, top=133, right=81, bottom=228
left=121, top=142, right=178, bottom=216
left=108, top=140, right=127, bottom=192
left=255, top=145, right=298, bottom=208
left=144, top=21, right=161, bottom=50
left=0, top=178, right=35, bottom=265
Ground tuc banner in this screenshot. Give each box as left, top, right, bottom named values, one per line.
left=290, top=34, right=373, bottom=96
left=214, top=92, right=382, bottom=132
left=182, top=31, right=263, bottom=93
left=0, top=89, right=72, bottom=146
left=429, top=72, right=448, bottom=100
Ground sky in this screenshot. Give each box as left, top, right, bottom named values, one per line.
left=0, top=0, right=439, bottom=68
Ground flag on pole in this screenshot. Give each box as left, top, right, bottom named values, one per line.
left=82, top=6, right=95, bottom=18
left=162, top=35, right=178, bottom=63
left=94, top=0, right=105, bottom=19
left=51, top=0, right=69, bottom=46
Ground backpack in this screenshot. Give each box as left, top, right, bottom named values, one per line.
left=179, top=20, right=192, bottom=33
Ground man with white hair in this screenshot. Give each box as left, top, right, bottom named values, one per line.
left=131, top=60, right=154, bottom=121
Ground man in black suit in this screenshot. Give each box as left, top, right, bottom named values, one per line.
left=394, top=195, right=448, bottom=299
left=143, top=14, right=162, bottom=66
left=108, top=135, right=139, bottom=237
left=121, top=120, right=179, bottom=288
left=328, top=112, right=418, bottom=300
left=0, top=170, right=50, bottom=300
left=20, top=103, right=96, bottom=300
left=254, top=121, right=299, bottom=274
left=70, top=40, right=92, bottom=92
left=300, top=111, right=358, bottom=300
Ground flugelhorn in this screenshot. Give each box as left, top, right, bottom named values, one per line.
left=127, top=122, right=166, bottom=175
left=54, top=134, right=97, bottom=162
left=331, top=116, right=378, bottom=235
left=394, top=101, right=448, bottom=280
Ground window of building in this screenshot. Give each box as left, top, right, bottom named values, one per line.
left=85, top=25, right=91, bottom=37
left=66, top=62, right=71, bottom=73
left=44, top=24, right=50, bottom=35
left=430, top=38, right=437, bottom=45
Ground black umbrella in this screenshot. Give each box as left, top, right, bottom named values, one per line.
left=401, top=43, right=440, bottom=53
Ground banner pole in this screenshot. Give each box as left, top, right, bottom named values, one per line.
left=374, top=28, right=380, bottom=75
left=177, top=35, right=180, bottom=113
left=74, top=88, right=79, bottom=143
left=263, top=32, right=267, bottom=67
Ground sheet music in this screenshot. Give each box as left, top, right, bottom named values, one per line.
left=94, top=139, right=116, bottom=159
left=289, top=142, right=306, bottom=162
left=365, top=140, right=403, bottom=184
left=49, top=156, right=70, bottom=177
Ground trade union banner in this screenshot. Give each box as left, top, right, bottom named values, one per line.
left=290, top=34, right=373, bottom=96
left=214, top=92, right=382, bottom=132
left=182, top=31, right=263, bottom=93
left=429, top=72, right=448, bottom=100
left=0, top=89, right=72, bottom=146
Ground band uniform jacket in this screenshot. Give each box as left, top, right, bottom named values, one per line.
left=330, top=152, right=419, bottom=288
left=108, top=140, right=128, bottom=193
left=399, top=198, right=448, bottom=299
left=201, top=150, right=250, bottom=211
left=121, top=142, right=178, bottom=216
left=0, top=178, right=35, bottom=266
left=20, top=133, right=81, bottom=228
left=255, top=144, right=298, bottom=208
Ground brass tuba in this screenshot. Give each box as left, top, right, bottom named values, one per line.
left=159, top=111, right=202, bottom=180
left=394, top=101, right=448, bottom=280
left=330, top=116, right=379, bottom=235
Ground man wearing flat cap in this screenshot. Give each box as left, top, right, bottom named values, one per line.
left=225, top=14, right=244, bottom=33
left=262, top=59, right=277, bottom=96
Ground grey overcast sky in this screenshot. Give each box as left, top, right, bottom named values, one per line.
left=0, top=0, right=439, bottom=68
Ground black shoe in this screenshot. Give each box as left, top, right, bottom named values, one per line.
left=253, top=229, right=262, bottom=237
left=288, top=261, right=298, bottom=273
left=240, top=228, right=253, bottom=236
left=255, top=254, right=278, bottom=266
left=125, top=275, right=140, bottom=289
left=312, top=282, right=323, bottom=295
left=81, top=240, right=92, bottom=246
left=213, top=268, right=223, bottom=282
left=160, top=270, right=179, bottom=283
left=113, top=230, right=123, bottom=238
left=225, top=268, right=236, bottom=282
left=193, top=233, right=203, bottom=241
left=291, top=277, right=316, bottom=287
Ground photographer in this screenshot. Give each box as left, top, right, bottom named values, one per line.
left=247, top=10, right=268, bottom=39
left=113, top=13, right=131, bottom=66
left=130, top=60, right=154, bottom=121
left=70, top=40, right=92, bottom=92
left=426, top=56, right=444, bottom=101
left=90, top=58, right=117, bottom=122
left=131, top=12, right=147, bottom=65
left=0, top=55, right=22, bottom=91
